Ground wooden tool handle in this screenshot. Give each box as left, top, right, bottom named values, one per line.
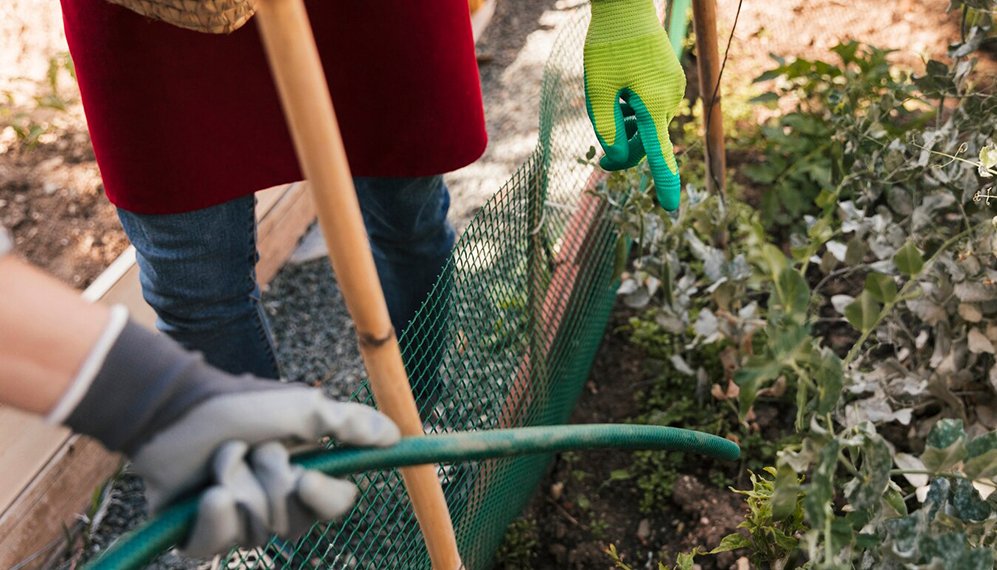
left=254, top=1, right=462, bottom=567
left=692, top=0, right=727, bottom=197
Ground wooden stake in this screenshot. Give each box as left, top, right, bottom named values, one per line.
left=692, top=0, right=727, bottom=197
left=254, top=1, right=462, bottom=568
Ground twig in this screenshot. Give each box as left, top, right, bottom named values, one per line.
left=546, top=495, right=581, bottom=527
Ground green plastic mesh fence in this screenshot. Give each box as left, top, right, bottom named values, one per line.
left=217, top=5, right=662, bottom=568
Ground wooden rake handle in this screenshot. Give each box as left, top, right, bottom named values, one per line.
left=254, top=1, right=462, bottom=568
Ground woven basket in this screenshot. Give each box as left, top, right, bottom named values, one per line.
left=104, top=0, right=257, bottom=34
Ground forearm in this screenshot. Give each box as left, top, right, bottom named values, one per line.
left=0, top=254, right=110, bottom=415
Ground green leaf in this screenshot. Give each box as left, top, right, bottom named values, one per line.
left=749, top=91, right=780, bottom=104
left=772, top=463, right=802, bottom=521
left=966, top=431, right=997, bottom=458
left=958, top=548, right=996, bottom=570
left=951, top=477, right=991, bottom=521
left=844, top=290, right=881, bottom=333
left=744, top=163, right=779, bottom=183
left=925, top=477, right=951, bottom=521
left=854, top=532, right=880, bottom=550
left=576, top=495, right=591, bottom=510
left=815, top=351, right=843, bottom=414
left=927, top=419, right=966, bottom=449
left=893, top=241, right=925, bottom=276
left=612, top=236, right=628, bottom=280
left=845, top=236, right=868, bottom=266
left=914, top=59, right=956, bottom=96
left=804, top=440, right=839, bottom=528
left=815, top=188, right=838, bottom=209
left=922, top=440, right=968, bottom=474
left=847, top=436, right=893, bottom=511
left=753, top=68, right=785, bottom=83
left=759, top=244, right=788, bottom=281
left=735, top=359, right=783, bottom=416
left=709, top=532, right=751, bottom=554
left=775, top=268, right=811, bottom=319
left=829, top=515, right=857, bottom=554
left=673, top=550, right=700, bottom=570
left=882, top=483, right=908, bottom=517
left=963, top=448, right=997, bottom=480
left=864, top=272, right=897, bottom=303
left=795, top=372, right=809, bottom=431
left=608, top=469, right=632, bottom=481
left=919, top=532, right=969, bottom=568
left=807, top=216, right=833, bottom=243
left=831, top=41, right=859, bottom=63
left=884, top=515, right=918, bottom=555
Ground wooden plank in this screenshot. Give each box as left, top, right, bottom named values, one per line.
left=0, top=436, right=121, bottom=570
left=256, top=182, right=316, bottom=285
left=0, top=411, right=72, bottom=512
left=256, top=183, right=291, bottom=218
left=0, top=182, right=314, bottom=569
left=87, top=254, right=157, bottom=327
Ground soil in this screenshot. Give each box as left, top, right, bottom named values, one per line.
left=497, top=308, right=750, bottom=570
left=0, top=131, right=128, bottom=288
left=0, top=0, right=128, bottom=289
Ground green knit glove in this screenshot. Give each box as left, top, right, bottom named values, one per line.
left=584, top=0, right=686, bottom=211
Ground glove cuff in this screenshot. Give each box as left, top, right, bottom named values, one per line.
left=46, top=305, right=130, bottom=424
left=588, top=0, right=663, bottom=44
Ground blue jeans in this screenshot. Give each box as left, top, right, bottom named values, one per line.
left=117, top=176, right=455, bottom=381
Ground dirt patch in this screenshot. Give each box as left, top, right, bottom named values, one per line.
left=0, top=131, right=127, bottom=289
left=0, top=1, right=127, bottom=289
left=715, top=0, right=963, bottom=100
left=499, top=308, right=748, bottom=570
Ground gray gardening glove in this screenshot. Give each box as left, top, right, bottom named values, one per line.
left=62, top=318, right=400, bottom=558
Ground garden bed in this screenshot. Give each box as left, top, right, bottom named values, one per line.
left=495, top=307, right=758, bottom=569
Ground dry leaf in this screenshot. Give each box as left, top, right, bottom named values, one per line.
left=958, top=303, right=983, bottom=323
left=968, top=327, right=995, bottom=354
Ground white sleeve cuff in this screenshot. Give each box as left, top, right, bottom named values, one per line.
left=0, top=226, right=12, bottom=258
left=46, top=305, right=130, bottom=424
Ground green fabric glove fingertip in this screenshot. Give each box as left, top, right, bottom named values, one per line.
left=584, top=0, right=686, bottom=212
left=597, top=102, right=645, bottom=172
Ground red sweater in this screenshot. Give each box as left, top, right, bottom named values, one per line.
left=61, top=0, right=488, bottom=214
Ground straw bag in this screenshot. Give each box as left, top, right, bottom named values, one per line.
left=104, top=0, right=257, bottom=34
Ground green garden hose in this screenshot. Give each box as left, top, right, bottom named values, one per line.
left=84, top=424, right=738, bottom=570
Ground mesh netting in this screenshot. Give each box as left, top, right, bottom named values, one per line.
left=221, top=6, right=622, bottom=569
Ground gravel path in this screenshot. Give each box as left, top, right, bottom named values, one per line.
left=73, top=3, right=570, bottom=568
left=446, top=0, right=573, bottom=232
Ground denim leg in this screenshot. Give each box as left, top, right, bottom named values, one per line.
left=116, top=195, right=281, bottom=379
left=354, top=176, right=455, bottom=411
left=354, top=175, right=455, bottom=336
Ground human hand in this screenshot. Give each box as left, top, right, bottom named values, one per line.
left=63, top=320, right=400, bottom=557
left=584, top=0, right=686, bottom=211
